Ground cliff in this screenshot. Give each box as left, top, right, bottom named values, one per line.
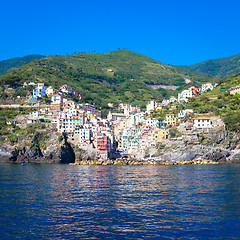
left=0, top=133, right=75, bottom=163
left=0, top=127, right=239, bottom=164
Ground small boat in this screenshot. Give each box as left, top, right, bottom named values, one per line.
left=21, top=163, right=26, bottom=166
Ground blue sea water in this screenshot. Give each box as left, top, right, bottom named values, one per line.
left=0, top=163, right=240, bottom=239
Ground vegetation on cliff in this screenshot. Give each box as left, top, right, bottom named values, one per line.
left=149, top=71, right=240, bottom=138
left=187, top=72, right=240, bottom=133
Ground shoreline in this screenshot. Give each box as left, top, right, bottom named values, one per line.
left=70, top=159, right=221, bottom=165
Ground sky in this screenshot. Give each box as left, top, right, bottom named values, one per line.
left=1, top=0, right=240, bottom=65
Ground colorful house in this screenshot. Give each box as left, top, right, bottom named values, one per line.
left=33, top=83, right=46, bottom=98
left=157, top=129, right=169, bottom=142
left=164, top=114, right=177, bottom=126
left=95, top=132, right=111, bottom=158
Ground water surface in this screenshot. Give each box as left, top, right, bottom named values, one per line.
left=0, top=163, right=240, bottom=239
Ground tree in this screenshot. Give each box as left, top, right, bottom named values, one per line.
left=0, top=75, right=21, bottom=86
left=169, top=128, right=182, bottom=138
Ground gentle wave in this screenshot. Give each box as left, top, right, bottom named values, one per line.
left=0, top=163, right=240, bottom=239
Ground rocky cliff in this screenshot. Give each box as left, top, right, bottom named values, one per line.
left=0, top=133, right=75, bottom=163
left=0, top=130, right=240, bottom=164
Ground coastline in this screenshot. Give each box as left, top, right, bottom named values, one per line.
left=70, top=159, right=220, bottom=165
left=1, top=131, right=239, bottom=165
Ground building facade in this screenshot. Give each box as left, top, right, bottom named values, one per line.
left=201, top=83, right=213, bottom=92
left=33, top=83, right=46, bottom=98
left=193, top=117, right=212, bottom=129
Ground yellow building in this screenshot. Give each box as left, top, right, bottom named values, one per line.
left=156, top=106, right=162, bottom=111
left=87, top=113, right=95, bottom=119
left=164, top=114, right=177, bottom=126
left=157, top=129, right=169, bottom=142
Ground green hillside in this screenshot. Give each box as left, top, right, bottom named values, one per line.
left=178, top=53, right=240, bottom=78
left=0, top=50, right=212, bottom=108
left=187, top=72, right=240, bottom=133
left=0, top=55, right=45, bottom=76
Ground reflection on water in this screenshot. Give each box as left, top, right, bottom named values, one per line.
left=0, top=163, right=240, bottom=239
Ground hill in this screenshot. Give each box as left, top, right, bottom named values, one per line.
left=178, top=53, right=240, bottom=78
left=0, top=50, right=212, bottom=108
left=0, top=55, right=45, bottom=76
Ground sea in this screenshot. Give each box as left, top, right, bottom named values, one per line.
left=0, top=163, right=240, bottom=240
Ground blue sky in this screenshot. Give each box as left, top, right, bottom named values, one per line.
left=1, top=0, right=240, bottom=64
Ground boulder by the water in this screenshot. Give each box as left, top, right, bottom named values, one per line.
left=159, top=150, right=197, bottom=162
left=227, top=150, right=240, bottom=163
left=205, top=148, right=230, bottom=162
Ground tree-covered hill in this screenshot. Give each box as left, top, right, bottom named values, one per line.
left=0, top=50, right=212, bottom=108
left=178, top=53, right=240, bottom=78
left=0, top=55, right=45, bottom=76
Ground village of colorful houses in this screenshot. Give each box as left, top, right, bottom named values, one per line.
left=5, top=81, right=240, bottom=159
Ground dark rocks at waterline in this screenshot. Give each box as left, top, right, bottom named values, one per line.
left=0, top=141, right=75, bottom=164
left=6, top=147, right=44, bottom=163
left=59, top=142, right=75, bottom=163
left=159, top=150, right=198, bottom=162
left=205, top=148, right=230, bottom=162
left=228, top=152, right=240, bottom=163
left=0, top=143, right=239, bottom=164
left=0, top=148, right=14, bottom=162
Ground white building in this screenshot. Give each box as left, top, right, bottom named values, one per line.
left=193, top=117, right=212, bottom=129
left=118, top=103, right=141, bottom=115
left=33, top=83, right=46, bottom=98
left=201, top=83, right=213, bottom=92
left=144, top=118, right=163, bottom=128
left=74, top=125, right=92, bottom=149
left=50, top=94, right=63, bottom=110
left=57, top=112, right=85, bottom=133
left=146, top=100, right=157, bottom=114
left=60, top=85, right=74, bottom=95
left=169, top=96, right=177, bottom=102
left=46, top=86, right=55, bottom=96
left=178, top=109, right=193, bottom=118
left=63, top=100, right=76, bottom=109
left=107, top=111, right=127, bottom=121
left=127, top=113, right=145, bottom=128
left=51, top=94, right=63, bottom=104
left=178, top=89, right=192, bottom=102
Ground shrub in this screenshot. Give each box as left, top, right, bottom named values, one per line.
left=9, top=134, right=18, bottom=143
left=58, top=135, right=63, bottom=142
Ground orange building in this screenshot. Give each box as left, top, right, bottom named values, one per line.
left=95, top=132, right=110, bottom=153
left=189, top=86, right=200, bottom=98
